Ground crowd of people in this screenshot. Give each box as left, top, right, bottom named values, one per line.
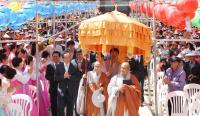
left=0, top=36, right=147, bottom=116
left=154, top=22, right=200, bottom=115
left=1, top=5, right=200, bottom=115
left=0, top=10, right=147, bottom=116
left=155, top=22, right=200, bottom=85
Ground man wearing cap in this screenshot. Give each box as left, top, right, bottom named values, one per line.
left=55, top=37, right=64, bottom=55
left=107, top=62, right=141, bottom=116
left=184, top=51, right=200, bottom=83
left=164, top=57, right=186, bottom=92
left=76, top=61, right=109, bottom=116
left=184, top=52, right=200, bottom=84
left=164, top=57, right=186, bottom=116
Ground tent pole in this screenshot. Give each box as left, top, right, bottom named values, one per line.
left=152, top=0, right=158, bottom=115
left=53, top=0, right=56, bottom=49
left=65, top=1, right=68, bottom=38
left=35, top=0, right=40, bottom=114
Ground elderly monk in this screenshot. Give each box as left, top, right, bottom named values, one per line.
left=107, top=62, right=141, bottom=116
left=77, top=61, right=109, bottom=116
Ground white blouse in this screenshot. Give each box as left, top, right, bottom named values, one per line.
left=13, top=69, right=31, bottom=84
left=0, top=74, right=11, bottom=107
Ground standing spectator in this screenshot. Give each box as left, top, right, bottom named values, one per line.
left=68, top=48, right=92, bottom=115
left=66, top=39, right=76, bottom=60
left=105, top=48, right=121, bottom=80
left=8, top=44, right=17, bottom=66
left=45, top=51, right=62, bottom=116
left=129, top=55, right=147, bottom=105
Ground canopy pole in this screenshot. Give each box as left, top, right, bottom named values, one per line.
left=65, top=1, right=68, bottom=38
left=35, top=0, right=40, bottom=114
left=53, top=0, right=56, bottom=49
left=152, top=0, right=158, bottom=115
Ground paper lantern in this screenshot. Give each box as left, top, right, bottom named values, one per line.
left=12, top=12, right=26, bottom=26
left=0, top=12, right=8, bottom=27
left=176, top=0, right=198, bottom=13
left=55, top=4, right=63, bottom=16
left=9, top=11, right=17, bottom=24
left=0, top=5, right=10, bottom=26
left=159, top=4, right=169, bottom=22
left=132, top=3, right=137, bottom=11
left=23, top=8, right=36, bottom=20
left=61, top=4, right=67, bottom=13
left=0, top=5, right=11, bottom=14
left=147, top=2, right=153, bottom=17
left=142, top=3, right=148, bottom=14
left=79, top=3, right=86, bottom=12
left=39, top=3, right=53, bottom=18
left=166, top=6, right=185, bottom=26
left=183, top=12, right=195, bottom=19
left=154, top=4, right=162, bottom=20
left=67, top=3, right=73, bottom=12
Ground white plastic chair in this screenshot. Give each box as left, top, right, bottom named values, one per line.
left=158, top=85, right=168, bottom=115
left=11, top=94, right=33, bottom=116
left=28, top=85, right=37, bottom=105
left=184, top=84, right=200, bottom=99
left=166, top=91, right=187, bottom=116
left=190, top=93, right=200, bottom=116
left=184, top=84, right=200, bottom=115
left=5, top=103, right=24, bottom=116
left=157, top=72, right=165, bottom=81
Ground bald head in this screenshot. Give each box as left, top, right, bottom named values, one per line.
left=94, top=61, right=101, bottom=66
left=121, top=62, right=130, bottom=70
left=120, top=62, right=130, bottom=77
left=93, top=61, right=101, bottom=74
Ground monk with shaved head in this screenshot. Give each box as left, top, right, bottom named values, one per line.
left=76, top=61, right=109, bottom=115
left=107, top=62, right=141, bottom=116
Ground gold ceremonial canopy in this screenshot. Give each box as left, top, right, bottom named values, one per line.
left=79, top=10, right=152, bottom=63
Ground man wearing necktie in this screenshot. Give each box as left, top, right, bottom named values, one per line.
left=68, top=48, right=92, bottom=116
left=45, top=51, right=62, bottom=116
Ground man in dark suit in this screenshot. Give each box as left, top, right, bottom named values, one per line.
left=45, top=51, right=63, bottom=116
left=68, top=48, right=92, bottom=116
left=54, top=54, right=68, bottom=116
left=184, top=52, right=200, bottom=84
left=129, top=55, right=147, bottom=105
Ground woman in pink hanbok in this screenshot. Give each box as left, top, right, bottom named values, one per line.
left=25, top=55, right=50, bottom=116
left=10, top=57, right=39, bottom=116
left=38, top=51, right=51, bottom=111
left=0, top=65, right=17, bottom=116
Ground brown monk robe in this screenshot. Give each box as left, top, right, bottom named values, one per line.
left=107, top=62, right=141, bottom=116
left=76, top=61, right=109, bottom=116
left=86, top=72, right=109, bottom=116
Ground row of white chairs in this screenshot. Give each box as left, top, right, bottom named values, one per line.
left=5, top=94, right=33, bottom=116
left=158, top=84, right=200, bottom=116
left=5, top=84, right=38, bottom=116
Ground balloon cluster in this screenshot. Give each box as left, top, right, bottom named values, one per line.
left=0, top=2, right=96, bottom=30
left=129, top=0, right=199, bottom=30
